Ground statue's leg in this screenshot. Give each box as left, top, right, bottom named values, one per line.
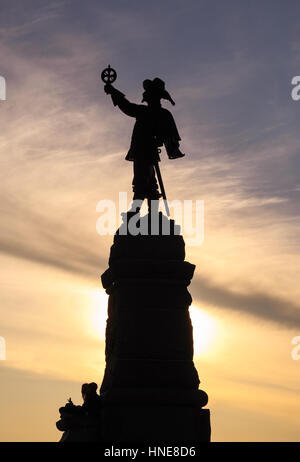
left=128, top=158, right=147, bottom=214
left=131, top=157, right=160, bottom=214
left=132, top=157, right=149, bottom=200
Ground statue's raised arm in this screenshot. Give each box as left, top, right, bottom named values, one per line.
left=101, top=66, right=185, bottom=216
left=104, top=83, right=143, bottom=118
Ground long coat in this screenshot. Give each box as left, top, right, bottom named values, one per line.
left=109, top=87, right=181, bottom=163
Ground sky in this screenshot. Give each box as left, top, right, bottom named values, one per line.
left=0, top=0, right=300, bottom=441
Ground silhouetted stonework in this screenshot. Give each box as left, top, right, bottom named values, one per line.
left=99, top=215, right=211, bottom=442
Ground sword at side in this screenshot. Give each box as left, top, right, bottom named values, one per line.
left=154, top=161, right=170, bottom=217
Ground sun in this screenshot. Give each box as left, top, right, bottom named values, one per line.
left=90, top=290, right=217, bottom=357
left=189, top=305, right=217, bottom=357
left=90, top=289, right=109, bottom=340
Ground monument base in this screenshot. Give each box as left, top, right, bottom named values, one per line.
left=58, top=399, right=210, bottom=443
left=101, top=388, right=210, bottom=442
left=57, top=213, right=211, bottom=442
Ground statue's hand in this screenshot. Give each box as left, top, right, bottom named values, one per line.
left=104, top=83, right=113, bottom=95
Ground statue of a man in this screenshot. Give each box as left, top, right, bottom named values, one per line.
left=104, top=77, right=185, bottom=213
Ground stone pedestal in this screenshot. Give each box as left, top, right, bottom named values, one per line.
left=100, top=214, right=211, bottom=442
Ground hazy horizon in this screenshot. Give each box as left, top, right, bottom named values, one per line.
left=0, top=0, right=300, bottom=441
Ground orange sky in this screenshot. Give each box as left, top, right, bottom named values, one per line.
left=1, top=0, right=300, bottom=442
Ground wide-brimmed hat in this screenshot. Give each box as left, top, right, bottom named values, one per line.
left=142, top=78, right=175, bottom=105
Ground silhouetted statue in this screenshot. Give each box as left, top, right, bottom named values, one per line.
left=81, top=382, right=102, bottom=415
left=56, top=382, right=102, bottom=442
left=102, top=66, right=185, bottom=214
left=55, top=68, right=210, bottom=443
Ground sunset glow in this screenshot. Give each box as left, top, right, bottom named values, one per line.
left=90, top=290, right=218, bottom=357
left=1, top=0, right=300, bottom=442
left=90, top=289, right=109, bottom=340
left=190, top=305, right=218, bottom=357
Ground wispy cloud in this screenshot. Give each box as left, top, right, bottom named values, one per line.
left=0, top=1, right=300, bottom=327
left=193, top=275, right=300, bottom=328
left=1, top=0, right=300, bottom=443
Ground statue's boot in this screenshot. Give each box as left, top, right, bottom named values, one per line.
left=147, top=198, right=159, bottom=215
left=120, top=198, right=143, bottom=222
left=128, top=199, right=143, bottom=214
